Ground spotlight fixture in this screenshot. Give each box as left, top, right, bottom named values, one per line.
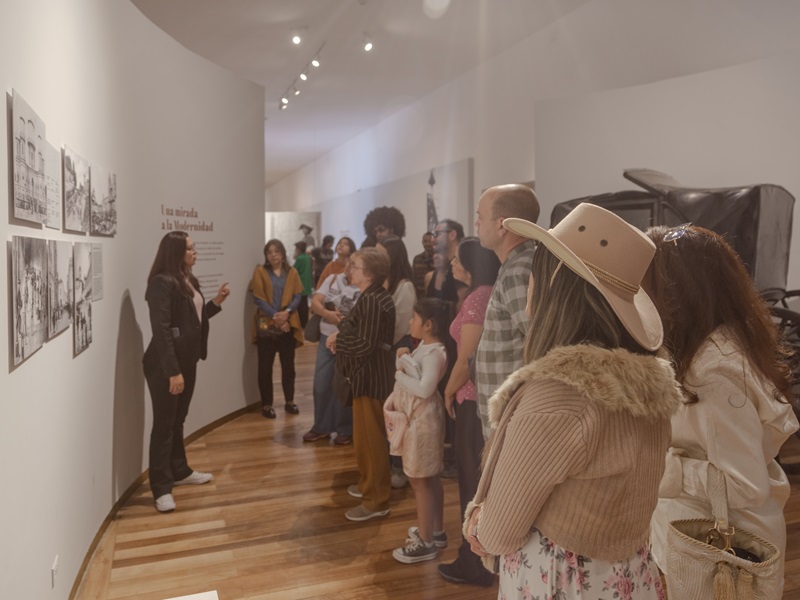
left=363, top=33, right=373, bottom=52
left=311, top=57, right=320, bottom=68
left=279, top=102, right=287, bottom=110
left=281, top=96, right=289, bottom=105
left=293, top=87, right=300, bottom=96
left=299, top=72, right=308, bottom=81
left=292, top=32, right=301, bottom=45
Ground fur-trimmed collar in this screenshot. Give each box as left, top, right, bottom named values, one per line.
left=488, top=345, right=681, bottom=427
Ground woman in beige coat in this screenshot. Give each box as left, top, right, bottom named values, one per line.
left=465, top=204, right=682, bottom=600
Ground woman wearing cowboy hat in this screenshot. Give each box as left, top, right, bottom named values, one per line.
left=464, top=203, right=682, bottom=599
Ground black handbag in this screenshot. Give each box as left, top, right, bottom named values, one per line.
left=303, top=312, right=322, bottom=343
left=257, top=315, right=284, bottom=339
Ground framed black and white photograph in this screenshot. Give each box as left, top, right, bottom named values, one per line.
left=45, top=142, right=63, bottom=230
left=47, top=240, right=73, bottom=339
left=64, top=147, right=90, bottom=233
left=12, top=236, right=48, bottom=366
left=90, top=164, right=117, bottom=236
left=12, top=90, right=47, bottom=224
left=73, top=242, right=93, bottom=355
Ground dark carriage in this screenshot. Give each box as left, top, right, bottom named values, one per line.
left=550, top=169, right=795, bottom=292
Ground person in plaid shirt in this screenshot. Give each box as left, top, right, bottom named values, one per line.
left=474, top=184, right=540, bottom=440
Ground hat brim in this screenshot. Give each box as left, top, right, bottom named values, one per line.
left=503, top=217, right=663, bottom=351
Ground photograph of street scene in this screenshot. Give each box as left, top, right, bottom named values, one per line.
left=73, top=242, right=93, bottom=355
left=64, top=147, right=90, bottom=233
left=48, top=240, right=73, bottom=339
left=12, top=236, right=48, bottom=366
left=90, top=165, right=117, bottom=236
left=12, top=90, right=47, bottom=224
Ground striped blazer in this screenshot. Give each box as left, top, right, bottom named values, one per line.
left=336, top=283, right=396, bottom=400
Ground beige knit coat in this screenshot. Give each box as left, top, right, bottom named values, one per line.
left=465, top=344, right=682, bottom=562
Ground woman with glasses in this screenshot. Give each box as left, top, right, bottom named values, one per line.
left=327, top=248, right=396, bottom=521
left=645, top=225, right=798, bottom=595
left=249, top=239, right=304, bottom=419
left=143, top=231, right=230, bottom=513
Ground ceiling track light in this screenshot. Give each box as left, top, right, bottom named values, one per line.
left=363, top=33, right=373, bottom=52
left=276, top=43, right=325, bottom=114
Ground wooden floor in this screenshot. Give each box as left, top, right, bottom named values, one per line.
left=74, top=343, right=800, bottom=600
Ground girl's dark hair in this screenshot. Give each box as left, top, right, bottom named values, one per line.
left=379, top=236, right=416, bottom=295
left=525, top=246, right=647, bottom=363
left=337, top=237, right=357, bottom=255
left=148, top=231, right=198, bottom=296
left=645, top=225, right=793, bottom=403
left=458, top=237, right=501, bottom=291
left=263, top=239, right=291, bottom=275
left=413, top=298, right=451, bottom=341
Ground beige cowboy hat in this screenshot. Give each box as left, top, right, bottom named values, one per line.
left=503, top=203, right=663, bottom=351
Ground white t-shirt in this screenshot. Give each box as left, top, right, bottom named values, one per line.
left=316, top=273, right=361, bottom=337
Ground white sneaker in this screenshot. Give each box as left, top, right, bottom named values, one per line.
left=347, top=485, right=363, bottom=499
left=174, top=471, right=213, bottom=486
left=155, top=493, right=176, bottom=513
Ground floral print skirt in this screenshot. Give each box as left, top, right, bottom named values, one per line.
left=498, top=528, right=664, bottom=600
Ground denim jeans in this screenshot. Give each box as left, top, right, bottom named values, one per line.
left=312, top=333, right=353, bottom=435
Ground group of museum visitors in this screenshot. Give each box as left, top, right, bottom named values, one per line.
left=142, top=184, right=798, bottom=599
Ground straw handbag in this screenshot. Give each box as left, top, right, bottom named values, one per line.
left=665, top=463, right=781, bottom=599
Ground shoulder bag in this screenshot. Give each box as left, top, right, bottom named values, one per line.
left=665, top=463, right=781, bottom=599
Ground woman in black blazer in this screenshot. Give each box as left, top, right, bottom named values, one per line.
left=143, top=231, right=229, bottom=513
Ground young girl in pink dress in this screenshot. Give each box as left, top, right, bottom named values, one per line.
left=384, top=298, right=450, bottom=563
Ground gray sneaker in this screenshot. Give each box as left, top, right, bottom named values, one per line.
left=407, top=526, right=448, bottom=548
left=390, top=471, right=408, bottom=489
left=347, top=485, right=363, bottom=499
left=392, top=536, right=438, bottom=564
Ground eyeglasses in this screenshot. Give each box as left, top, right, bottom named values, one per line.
left=663, top=223, right=692, bottom=244
left=434, top=228, right=452, bottom=237
left=186, top=245, right=196, bottom=252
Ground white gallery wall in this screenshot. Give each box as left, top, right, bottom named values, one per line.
left=0, top=1, right=264, bottom=598
left=266, top=0, right=800, bottom=280
left=534, top=51, right=800, bottom=289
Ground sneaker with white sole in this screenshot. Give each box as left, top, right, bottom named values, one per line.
left=407, top=526, right=448, bottom=548
left=174, top=471, right=213, bottom=486
left=155, top=493, right=176, bottom=513
left=345, top=504, right=390, bottom=522
left=392, top=536, right=438, bottom=564
left=347, top=485, right=363, bottom=499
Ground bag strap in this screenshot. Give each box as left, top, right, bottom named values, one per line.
left=706, top=463, right=737, bottom=553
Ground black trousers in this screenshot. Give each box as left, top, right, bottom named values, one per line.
left=454, top=399, right=491, bottom=574
left=145, top=361, right=197, bottom=499
left=257, top=332, right=296, bottom=407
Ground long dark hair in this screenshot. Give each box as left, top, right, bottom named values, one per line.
left=645, top=225, right=793, bottom=402
left=379, top=236, right=415, bottom=294
left=458, top=237, right=501, bottom=292
left=263, top=239, right=291, bottom=275
left=147, top=231, right=198, bottom=296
